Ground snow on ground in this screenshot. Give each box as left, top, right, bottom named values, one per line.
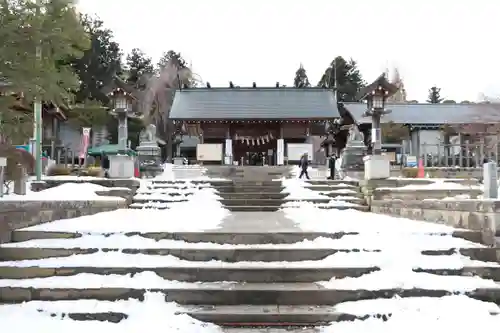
left=322, top=295, right=500, bottom=332
left=20, top=190, right=228, bottom=233
left=0, top=292, right=223, bottom=333
left=282, top=202, right=459, bottom=233
left=279, top=178, right=362, bottom=208
left=1, top=182, right=125, bottom=201
left=281, top=178, right=330, bottom=199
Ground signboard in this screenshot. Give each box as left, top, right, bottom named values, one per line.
left=287, top=143, right=313, bottom=161
left=224, top=139, right=233, bottom=165
left=405, top=155, right=417, bottom=167
left=197, top=143, right=223, bottom=161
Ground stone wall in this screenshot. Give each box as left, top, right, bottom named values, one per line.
left=31, top=178, right=140, bottom=193
left=30, top=178, right=140, bottom=204
left=390, top=167, right=495, bottom=179
left=371, top=199, right=498, bottom=246
left=0, top=199, right=127, bottom=243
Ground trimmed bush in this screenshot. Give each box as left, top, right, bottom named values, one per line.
left=46, top=164, right=71, bottom=176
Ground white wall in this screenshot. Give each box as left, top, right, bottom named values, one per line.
left=418, top=130, right=444, bottom=155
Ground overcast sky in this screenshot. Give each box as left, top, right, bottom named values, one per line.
left=77, top=0, right=499, bottom=102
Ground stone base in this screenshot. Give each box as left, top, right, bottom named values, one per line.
left=108, top=155, right=135, bottom=178
left=364, top=155, right=390, bottom=180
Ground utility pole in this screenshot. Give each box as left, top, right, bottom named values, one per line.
left=34, top=0, right=43, bottom=180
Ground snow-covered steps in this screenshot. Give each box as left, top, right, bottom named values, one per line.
left=280, top=179, right=367, bottom=210
left=130, top=179, right=225, bottom=210
left=9, top=230, right=486, bottom=245
left=2, top=246, right=499, bottom=263
left=2, top=263, right=500, bottom=283
left=2, top=283, right=500, bottom=304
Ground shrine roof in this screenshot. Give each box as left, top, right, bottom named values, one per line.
left=343, top=102, right=500, bottom=125
left=169, top=87, right=340, bottom=120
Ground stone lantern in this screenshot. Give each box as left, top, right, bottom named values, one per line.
left=109, top=87, right=136, bottom=151
left=107, top=87, right=140, bottom=178
left=357, top=73, right=398, bottom=179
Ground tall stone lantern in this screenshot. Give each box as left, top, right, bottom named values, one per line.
left=109, top=87, right=136, bottom=151
left=357, top=74, right=399, bottom=179
left=107, top=87, right=139, bottom=178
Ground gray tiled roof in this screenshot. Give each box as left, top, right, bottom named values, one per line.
left=344, top=102, right=500, bottom=125
left=169, top=88, right=340, bottom=120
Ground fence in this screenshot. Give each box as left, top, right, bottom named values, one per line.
left=415, top=143, right=500, bottom=168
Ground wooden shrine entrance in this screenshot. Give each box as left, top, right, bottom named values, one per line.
left=231, top=123, right=279, bottom=166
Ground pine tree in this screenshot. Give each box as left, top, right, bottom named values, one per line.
left=427, top=86, right=444, bottom=103
left=317, top=56, right=365, bottom=101
left=126, top=48, right=154, bottom=88
left=293, top=64, right=310, bottom=88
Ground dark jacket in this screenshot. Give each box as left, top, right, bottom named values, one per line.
left=300, top=156, right=309, bottom=170
left=329, top=156, right=336, bottom=169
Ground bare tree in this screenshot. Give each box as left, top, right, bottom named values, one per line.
left=139, top=58, right=198, bottom=162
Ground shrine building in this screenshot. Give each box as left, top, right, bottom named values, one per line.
left=169, top=86, right=340, bottom=165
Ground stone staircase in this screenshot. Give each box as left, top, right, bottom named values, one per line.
left=281, top=179, right=368, bottom=212
left=1, top=226, right=500, bottom=329
left=218, top=181, right=285, bottom=212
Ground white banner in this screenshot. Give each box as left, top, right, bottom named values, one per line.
left=224, top=139, right=232, bottom=165
left=277, top=139, right=284, bottom=165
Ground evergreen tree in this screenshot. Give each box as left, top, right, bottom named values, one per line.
left=157, top=50, right=188, bottom=71
left=71, top=14, right=122, bottom=104
left=427, top=86, right=444, bottom=103
left=293, top=64, right=310, bottom=88
left=0, top=0, right=89, bottom=105
left=126, top=48, right=154, bottom=88
left=317, top=56, right=365, bottom=101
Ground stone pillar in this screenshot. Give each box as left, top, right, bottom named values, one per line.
left=483, top=161, right=498, bottom=199
left=117, top=112, right=128, bottom=151
left=371, top=115, right=382, bottom=155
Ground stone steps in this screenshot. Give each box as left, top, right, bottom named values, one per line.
left=3, top=285, right=499, bottom=304
left=217, top=186, right=285, bottom=193
left=2, top=265, right=499, bottom=282
left=30, top=304, right=371, bottom=325
left=10, top=230, right=484, bottom=245
left=219, top=193, right=288, bottom=200
left=3, top=247, right=499, bottom=262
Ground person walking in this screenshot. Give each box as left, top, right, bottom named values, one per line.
left=298, top=153, right=310, bottom=180
left=328, top=153, right=337, bottom=180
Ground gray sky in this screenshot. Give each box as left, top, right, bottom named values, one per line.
left=77, top=0, right=499, bottom=102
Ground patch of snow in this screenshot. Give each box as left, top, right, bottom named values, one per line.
left=280, top=178, right=330, bottom=200
left=21, top=206, right=228, bottom=233
left=318, top=269, right=499, bottom=291
left=283, top=205, right=458, bottom=233
left=0, top=292, right=223, bottom=333
left=1, top=183, right=125, bottom=201
left=322, top=297, right=500, bottom=332
left=333, top=295, right=500, bottom=316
